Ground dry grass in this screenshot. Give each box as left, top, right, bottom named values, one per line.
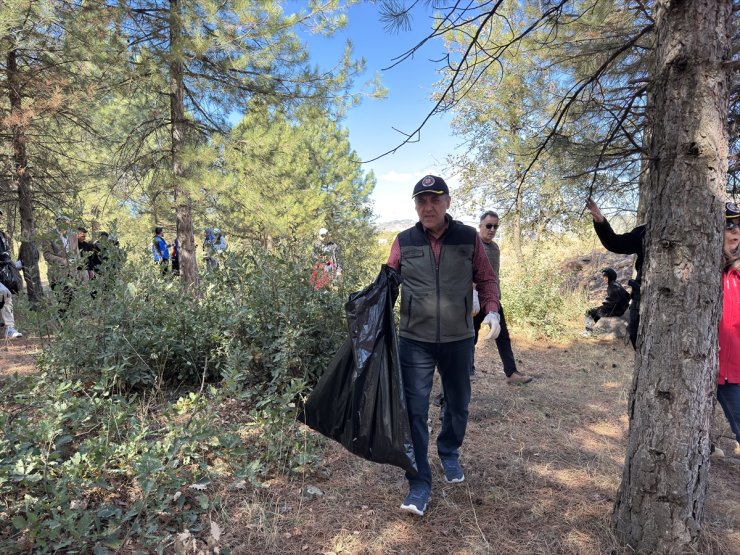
left=222, top=332, right=740, bottom=555
left=3, top=333, right=738, bottom=555
left=0, top=336, right=43, bottom=381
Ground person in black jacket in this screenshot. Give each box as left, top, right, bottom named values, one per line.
left=586, top=198, right=645, bottom=349
left=0, top=208, right=23, bottom=338
left=584, top=267, right=631, bottom=334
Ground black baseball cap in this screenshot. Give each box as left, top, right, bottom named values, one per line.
left=412, top=175, right=449, bottom=199
left=726, top=201, right=740, bottom=219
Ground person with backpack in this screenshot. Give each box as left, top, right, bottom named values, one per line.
left=0, top=208, right=22, bottom=338
left=583, top=267, right=631, bottom=335
left=152, top=227, right=170, bottom=273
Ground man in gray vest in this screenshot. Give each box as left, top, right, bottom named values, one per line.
left=386, top=175, right=501, bottom=516
left=476, top=211, right=531, bottom=383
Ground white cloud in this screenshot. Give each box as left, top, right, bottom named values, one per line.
left=377, top=170, right=419, bottom=183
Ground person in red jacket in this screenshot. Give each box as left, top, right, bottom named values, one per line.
left=718, top=201, right=740, bottom=458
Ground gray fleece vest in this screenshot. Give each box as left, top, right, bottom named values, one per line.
left=398, top=219, right=476, bottom=343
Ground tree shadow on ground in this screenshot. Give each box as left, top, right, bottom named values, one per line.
left=227, top=333, right=739, bottom=555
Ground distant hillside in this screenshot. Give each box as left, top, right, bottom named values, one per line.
left=374, top=219, right=416, bottom=233
left=374, top=218, right=478, bottom=232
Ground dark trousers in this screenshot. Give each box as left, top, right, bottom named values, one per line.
left=157, top=259, right=170, bottom=275
left=586, top=306, right=606, bottom=323
left=399, top=336, right=474, bottom=490
left=473, top=305, right=517, bottom=377
left=628, top=303, right=639, bottom=349
left=717, top=383, right=740, bottom=443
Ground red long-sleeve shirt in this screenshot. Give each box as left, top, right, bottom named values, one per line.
left=719, top=266, right=740, bottom=384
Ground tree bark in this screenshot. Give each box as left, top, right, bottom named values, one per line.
left=7, top=48, right=44, bottom=303
left=512, top=190, right=524, bottom=264
left=169, top=0, right=197, bottom=288
left=636, top=105, right=652, bottom=226
left=613, top=1, right=732, bottom=553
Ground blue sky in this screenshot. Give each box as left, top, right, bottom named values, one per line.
left=304, top=3, right=462, bottom=222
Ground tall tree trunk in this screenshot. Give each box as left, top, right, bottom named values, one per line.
left=169, top=0, right=197, bottom=288
left=635, top=111, right=652, bottom=225
left=7, top=48, right=44, bottom=302
left=613, top=1, right=732, bottom=553
left=511, top=190, right=524, bottom=264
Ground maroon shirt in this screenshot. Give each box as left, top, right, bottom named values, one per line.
left=387, top=222, right=500, bottom=314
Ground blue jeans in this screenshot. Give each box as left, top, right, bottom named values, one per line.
left=399, top=336, right=474, bottom=490
left=717, top=383, right=740, bottom=443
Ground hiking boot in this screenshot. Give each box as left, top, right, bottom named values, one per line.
left=400, top=486, right=430, bottom=516
left=4, top=327, right=22, bottom=339
left=710, top=444, right=725, bottom=460
left=440, top=458, right=465, bottom=483
left=506, top=371, right=532, bottom=385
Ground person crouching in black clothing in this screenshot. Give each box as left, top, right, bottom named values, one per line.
left=586, top=198, right=645, bottom=348
left=584, top=267, right=630, bottom=335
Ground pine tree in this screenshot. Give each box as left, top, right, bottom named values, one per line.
left=112, top=0, right=365, bottom=287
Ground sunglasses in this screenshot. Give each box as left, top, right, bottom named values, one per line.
left=484, top=223, right=499, bottom=230
left=727, top=219, right=740, bottom=231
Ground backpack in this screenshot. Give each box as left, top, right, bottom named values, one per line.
left=0, top=231, right=21, bottom=294
left=0, top=260, right=22, bottom=294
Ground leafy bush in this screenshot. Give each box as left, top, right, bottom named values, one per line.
left=0, top=240, right=377, bottom=552
left=37, top=242, right=352, bottom=394
left=0, top=373, right=285, bottom=552
left=500, top=238, right=588, bottom=338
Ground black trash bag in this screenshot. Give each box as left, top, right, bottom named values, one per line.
left=0, top=261, right=22, bottom=294
left=298, top=265, right=417, bottom=474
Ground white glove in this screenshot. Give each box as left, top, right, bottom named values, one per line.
left=15, top=260, right=22, bottom=269
left=472, top=290, right=480, bottom=317
left=482, top=312, right=501, bottom=340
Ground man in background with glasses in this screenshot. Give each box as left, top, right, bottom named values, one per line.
left=475, top=211, right=532, bottom=384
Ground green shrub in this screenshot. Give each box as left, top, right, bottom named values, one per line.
left=0, top=240, right=376, bottom=551
left=37, top=241, right=353, bottom=394
left=500, top=238, right=589, bottom=338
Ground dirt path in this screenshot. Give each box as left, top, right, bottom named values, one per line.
left=226, top=333, right=740, bottom=555
left=3, top=333, right=737, bottom=554
left=0, top=336, right=42, bottom=380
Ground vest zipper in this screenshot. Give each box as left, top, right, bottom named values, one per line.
left=435, top=242, right=443, bottom=343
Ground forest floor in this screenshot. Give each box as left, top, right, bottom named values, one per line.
left=2, top=330, right=739, bottom=555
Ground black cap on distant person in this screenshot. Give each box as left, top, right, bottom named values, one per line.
left=727, top=201, right=740, bottom=219
left=412, top=175, right=449, bottom=199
